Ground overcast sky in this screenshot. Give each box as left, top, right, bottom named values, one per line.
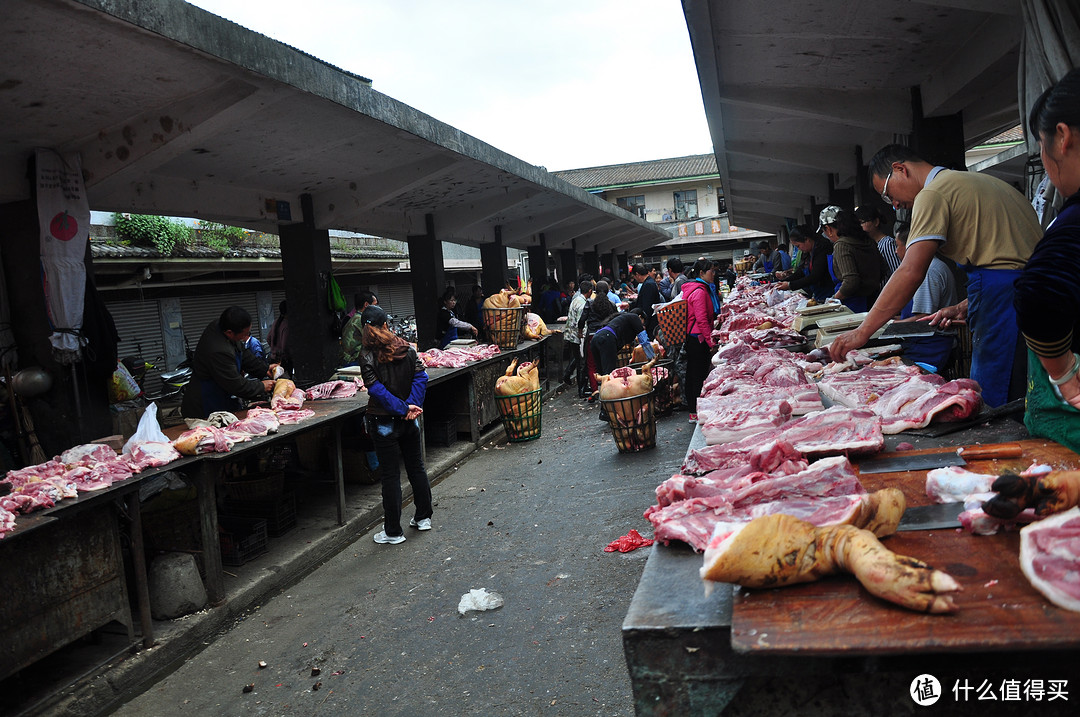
left=186, top=0, right=713, bottom=172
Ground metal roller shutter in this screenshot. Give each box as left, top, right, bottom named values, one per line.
left=375, top=283, right=415, bottom=318
left=106, top=298, right=166, bottom=392
left=179, top=292, right=262, bottom=348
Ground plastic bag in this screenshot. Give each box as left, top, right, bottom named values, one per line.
left=123, top=402, right=170, bottom=454
left=457, top=588, right=504, bottom=615
left=109, top=361, right=142, bottom=403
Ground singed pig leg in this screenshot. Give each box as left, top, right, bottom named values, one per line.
left=983, top=471, right=1080, bottom=519
left=701, top=513, right=960, bottom=613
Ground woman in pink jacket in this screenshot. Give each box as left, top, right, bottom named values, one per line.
left=682, top=259, right=721, bottom=422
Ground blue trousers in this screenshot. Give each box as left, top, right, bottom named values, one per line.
left=365, top=414, right=433, bottom=537
left=966, top=268, right=1025, bottom=407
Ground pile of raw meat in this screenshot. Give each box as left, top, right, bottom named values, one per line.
left=418, top=344, right=502, bottom=369
left=645, top=279, right=983, bottom=554
left=0, top=394, right=328, bottom=536
left=0, top=440, right=182, bottom=537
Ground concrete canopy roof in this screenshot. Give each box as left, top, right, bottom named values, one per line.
left=2, top=0, right=669, bottom=253
left=681, top=0, right=1026, bottom=233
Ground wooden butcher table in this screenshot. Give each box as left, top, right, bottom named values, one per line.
left=623, top=436, right=1080, bottom=716
left=164, top=396, right=368, bottom=604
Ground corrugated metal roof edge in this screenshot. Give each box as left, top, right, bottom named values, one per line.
left=583, top=173, right=723, bottom=193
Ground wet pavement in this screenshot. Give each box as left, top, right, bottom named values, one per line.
left=110, top=389, right=693, bottom=717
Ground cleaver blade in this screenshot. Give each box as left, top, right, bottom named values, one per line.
left=897, top=503, right=966, bottom=531
left=856, top=443, right=1023, bottom=475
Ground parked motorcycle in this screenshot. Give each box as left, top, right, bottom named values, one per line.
left=121, top=354, right=192, bottom=403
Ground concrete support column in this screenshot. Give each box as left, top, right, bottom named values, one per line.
left=279, top=194, right=340, bottom=384
left=558, top=248, right=577, bottom=287
left=527, top=241, right=547, bottom=289
left=608, top=250, right=619, bottom=279
left=582, top=249, right=599, bottom=279
left=407, top=213, right=445, bottom=350
left=911, top=87, right=965, bottom=170
left=618, top=253, right=629, bottom=275
left=480, top=225, right=507, bottom=296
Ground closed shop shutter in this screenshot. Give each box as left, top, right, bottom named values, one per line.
left=106, top=298, right=166, bottom=391
left=179, top=292, right=262, bottom=348
left=375, top=283, right=415, bottom=317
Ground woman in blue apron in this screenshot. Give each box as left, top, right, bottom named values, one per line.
left=436, top=286, right=477, bottom=349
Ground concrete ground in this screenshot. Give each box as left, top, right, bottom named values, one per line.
left=102, top=389, right=692, bottom=716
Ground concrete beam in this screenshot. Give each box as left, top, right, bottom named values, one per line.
left=431, top=186, right=540, bottom=235
left=497, top=205, right=590, bottom=244
left=724, top=141, right=855, bottom=173
left=311, top=154, right=463, bottom=228
left=78, top=79, right=263, bottom=198
left=719, top=86, right=909, bottom=133
left=919, top=14, right=1019, bottom=117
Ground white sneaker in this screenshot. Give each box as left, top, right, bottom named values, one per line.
left=373, top=530, right=406, bottom=544
left=409, top=518, right=432, bottom=531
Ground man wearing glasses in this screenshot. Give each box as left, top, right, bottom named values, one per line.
left=829, top=144, right=1042, bottom=407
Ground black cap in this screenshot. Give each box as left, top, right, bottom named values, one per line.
left=360, top=305, right=388, bottom=328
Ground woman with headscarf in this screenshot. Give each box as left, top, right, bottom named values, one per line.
left=358, top=305, right=434, bottom=544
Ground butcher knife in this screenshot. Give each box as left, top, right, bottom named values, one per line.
left=897, top=502, right=966, bottom=531
left=856, top=442, right=1023, bottom=475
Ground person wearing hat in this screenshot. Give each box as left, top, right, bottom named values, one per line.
left=817, top=205, right=885, bottom=312
left=357, top=305, right=434, bottom=544
left=340, top=289, right=379, bottom=365
left=436, top=286, right=477, bottom=349
left=829, top=144, right=1043, bottom=406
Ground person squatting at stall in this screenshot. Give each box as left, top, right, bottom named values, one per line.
left=436, top=286, right=477, bottom=349
left=358, top=305, right=434, bottom=544
left=774, top=224, right=834, bottom=302
left=1015, top=68, right=1080, bottom=452
left=817, top=205, right=885, bottom=312
left=682, top=259, right=721, bottom=423
left=829, top=144, right=1044, bottom=407
left=181, top=306, right=275, bottom=419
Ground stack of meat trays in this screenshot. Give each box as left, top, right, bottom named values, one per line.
left=813, top=312, right=885, bottom=348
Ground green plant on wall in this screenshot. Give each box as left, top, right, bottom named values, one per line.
left=199, top=221, right=247, bottom=251
left=113, top=213, right=191, bottom=256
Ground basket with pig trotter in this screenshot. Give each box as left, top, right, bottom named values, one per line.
left=482, top=307, right=526, bottom=349
left=493, top=387, right=543, bottom=442
left=601, top=390, right=656, bottom=453
left=629, top=359, right=676, bottom=416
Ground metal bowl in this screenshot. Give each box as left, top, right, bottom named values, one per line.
left=11, top=367, right=52, bottom=397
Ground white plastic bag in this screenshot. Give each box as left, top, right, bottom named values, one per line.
left=123, top=402, right=170, bottom=454
left=457, top=588, right=504, bottom=615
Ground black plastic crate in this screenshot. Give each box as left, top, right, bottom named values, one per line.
left=425, top=417, right=457, bottom=447
left=223, top=492, right=297, bottom=537
left=217, top=515, right=269, bottom=566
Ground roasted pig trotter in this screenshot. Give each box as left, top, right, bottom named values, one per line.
left=983, top=471, right=1080, bottom=519
left=701, top=513, right=960, bottom=613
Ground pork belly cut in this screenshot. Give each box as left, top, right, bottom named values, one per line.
left=683, top=407, right=883, bottom=475
left=699, top=400, right=793, bottom=445
left=1020, top=507, right=1080, bottom=613
left=126, top=441, right=182, bottom=471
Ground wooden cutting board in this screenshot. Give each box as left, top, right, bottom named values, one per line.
left=729, top=439, right=1080, bottom=655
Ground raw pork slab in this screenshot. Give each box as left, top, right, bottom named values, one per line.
left=1020, top=507, right=1080, bottom=612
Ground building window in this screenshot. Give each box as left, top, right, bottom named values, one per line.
left=717, top=193, right=726, bottom=215
left=617, top=195, right=646, bottom=218
left=674, top=190, right=698, bottom=220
